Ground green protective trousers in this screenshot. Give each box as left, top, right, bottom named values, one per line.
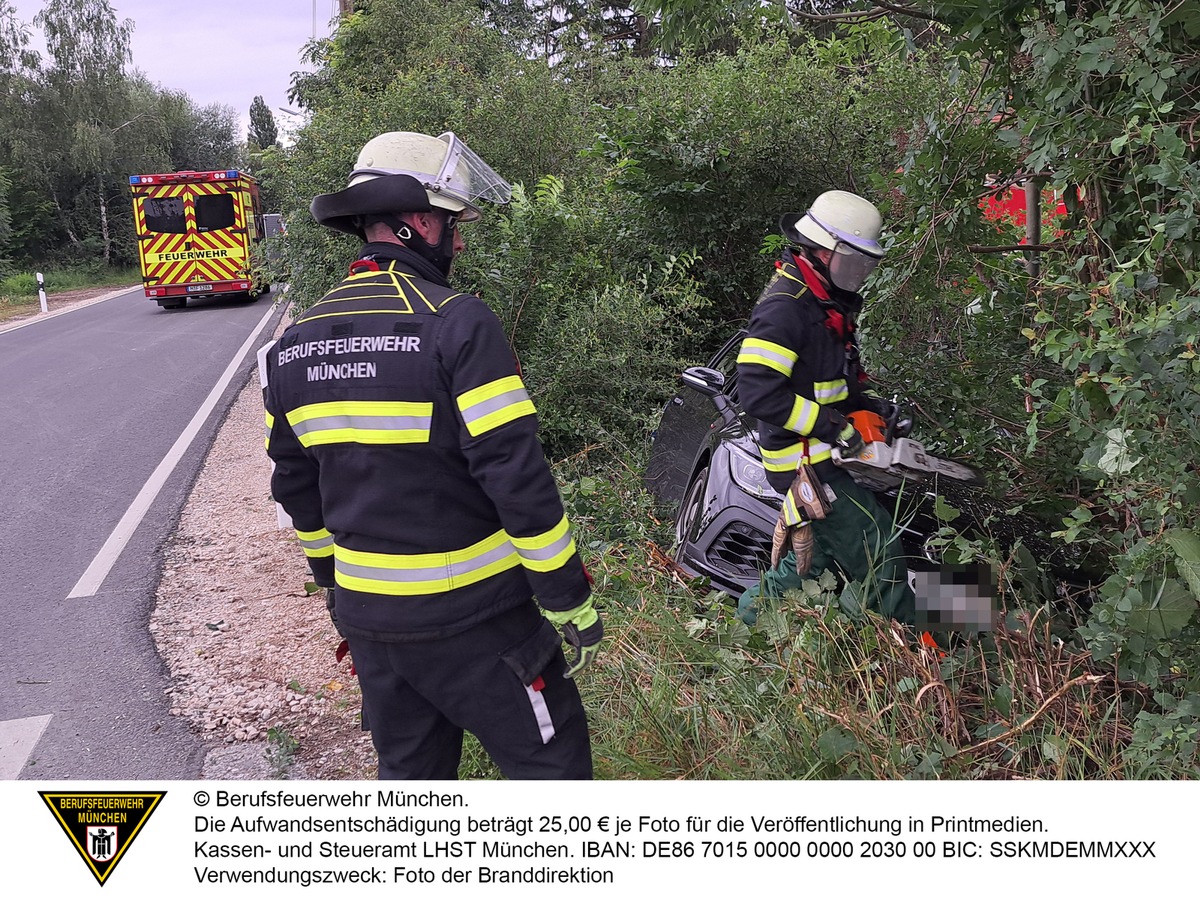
left=737, top=468, right=915, bottom=626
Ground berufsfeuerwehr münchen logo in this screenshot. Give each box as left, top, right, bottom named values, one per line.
left=39, top=791, right=166, bottom=886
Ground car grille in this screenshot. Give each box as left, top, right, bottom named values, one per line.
left=707, top=522, right=772, bottom=579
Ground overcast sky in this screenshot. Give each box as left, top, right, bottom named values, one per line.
left=9, top=0, right=342, bottom=138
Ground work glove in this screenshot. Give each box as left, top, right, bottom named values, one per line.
left=772, top=465, right=828, bottom=576
left=545, top=598, right=604, bottom=679
left=834, top=420, right=866, bottom=457
left=772, top=515, right=815, bottom=576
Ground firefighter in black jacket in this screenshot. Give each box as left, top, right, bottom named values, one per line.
left=263, top=131, right=601, bottom=779
left=736, top=190, right=915, bottom=626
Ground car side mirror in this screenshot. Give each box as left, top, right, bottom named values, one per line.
left=680, top=366, right=726, bottom=398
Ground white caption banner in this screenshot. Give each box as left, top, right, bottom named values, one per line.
left=3, top=780, right=1187, bottom=897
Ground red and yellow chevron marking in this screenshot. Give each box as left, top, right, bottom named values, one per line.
left=132, top=179, right=253, bottom=290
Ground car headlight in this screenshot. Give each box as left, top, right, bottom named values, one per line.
left=727, top=445, right=780, bottom=499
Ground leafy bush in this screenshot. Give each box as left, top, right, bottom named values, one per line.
left=1, top=272, right=37, bottom=295
left=869, top=1, right=1200, bottom=731
left=583, top=22, right=955, bottom=321
left=0, top=265, right=138, bottom=297
left=455, top=176, right=710, bottom=457
left=1124, top=692, right=1200, bottom=779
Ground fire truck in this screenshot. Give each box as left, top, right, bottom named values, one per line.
left=129, top=169, right=270, bottom=309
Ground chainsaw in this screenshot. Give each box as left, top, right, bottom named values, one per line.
left=831, top=406, right=984, bottom=492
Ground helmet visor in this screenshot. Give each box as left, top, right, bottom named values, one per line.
left=828, top=242, right=881, bottom=292
left=348, top=132, right=512, bottom=222
left=434, top=132, right=512, bottom=207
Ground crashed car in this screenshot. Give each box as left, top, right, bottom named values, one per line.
left=645, top=330, right=1087, bottom=600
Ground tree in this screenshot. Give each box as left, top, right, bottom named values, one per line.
left=632, top=0, right=896, bottom=53
left=0, top=0, right=31, bottom=268
left=248, top=95, right=278, bottom=149
left=479, top=1, right=653, bottom=58
left=0, top=0, right=254, bottom=267
left=31, top=0, right=134, bottom=262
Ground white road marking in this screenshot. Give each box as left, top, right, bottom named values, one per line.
left=0, top=714, right=52, bottom=779
left=67, top=301, right=281, bottom=599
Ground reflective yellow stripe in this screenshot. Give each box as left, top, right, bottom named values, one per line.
left=784, top=395, right=820, bottom=434
left=264, top=410, right=274, bottom=450
left=777, top=267, right=806, bottom=287
left=333, top=529, right=520, bottom=596
left=761, top=440, right=833, bottom=471
left=509, top=515, right=577, bottom=573
left=782, top=491, right=805, bottom=526
left=807, top=441, right=834, bottom=464
left=760, top=442, right=806, bottom=473
left=814, top=379, right=849, bottom=403
left=736, top=337, right=797, bottom=377
left=295, top=527, right=334, bottom=558
left=285, top=400, right=432, bottom=447
left=457, top=375, right=536, bottom=437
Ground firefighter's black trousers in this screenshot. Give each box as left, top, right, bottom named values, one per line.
left=346, top=602, right=593, bottom=780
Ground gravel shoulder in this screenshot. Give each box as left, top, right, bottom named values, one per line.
left=150, top=316, right=377, bottom=780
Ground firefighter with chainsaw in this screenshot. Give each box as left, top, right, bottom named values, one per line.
left=262, top=131, right=601, bottom=779
left=736, top=190, right=915, bottom=626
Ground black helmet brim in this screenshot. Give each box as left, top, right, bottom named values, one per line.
left=779, top=211, right=806, bottom=246
left=310, top=173, right=433, bottom=236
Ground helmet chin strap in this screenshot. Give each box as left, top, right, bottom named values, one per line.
left=380, top=213, right=456, bottom=277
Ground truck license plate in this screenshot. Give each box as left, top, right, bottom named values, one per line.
left=186, top=284, right=213, bottom=293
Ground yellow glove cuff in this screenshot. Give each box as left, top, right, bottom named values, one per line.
left=544, top=598, right=598, bottom=631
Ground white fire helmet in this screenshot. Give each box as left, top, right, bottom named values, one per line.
left=784, top=190, right=885, bottom=292
left=348, top=131, right=512, bottom=223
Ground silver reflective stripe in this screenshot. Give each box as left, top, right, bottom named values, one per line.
left=736, top=338, right=797, bottom=377
left=457, top=376, right=536, bottom=437
left=296, top=529, right=334, bottom=558
left=525, top=684, right=556, bottom=744
left=784, top=396, right=820, bottom=434
left=514, top=531, right=574, bottom=564
left=299, top=533, right=334, bottom=553
left=807, top=440, right=834, bottom=462
left=290, top=411, right=432, bottom=440
left=783, top=491, right=804, bottom=526
left=814, top=380, right=848, bottom=402
left=335, top=539, right=518, bottom=586
left=463, top=386, right=530, bottom=423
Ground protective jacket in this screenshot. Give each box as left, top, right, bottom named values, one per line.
left=736, top=250, right=870, bottom=493
left=263, top=242, right=590, bottom=642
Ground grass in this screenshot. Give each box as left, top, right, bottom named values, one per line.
left=0, top=265, right=140, bottom=322
left=554, top=456, right=1154, bottom=781
left=265, top=726, right=301, bottom=779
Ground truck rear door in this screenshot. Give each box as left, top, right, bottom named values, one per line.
left=134, top=179, right=250, bottom=293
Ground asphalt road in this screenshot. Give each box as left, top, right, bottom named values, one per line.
left=0, top=287, right=286, bottom=779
